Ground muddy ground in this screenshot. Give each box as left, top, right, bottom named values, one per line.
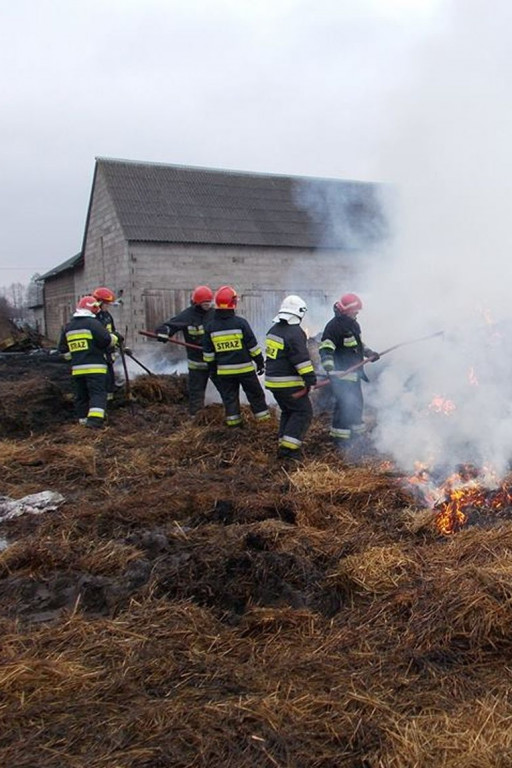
left=2, top=356, right=512, bottom=767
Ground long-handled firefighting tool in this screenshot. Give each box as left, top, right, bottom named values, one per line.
left=138, top=329, right=202, bottom=351
left=293, top=330, right=444, bottom=399
left=117, top=340, right=135, bottom=413
left=123, top=350, right=155, bottom=376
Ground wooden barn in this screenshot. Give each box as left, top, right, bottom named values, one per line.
left=41, top=157, right=387, bottom=346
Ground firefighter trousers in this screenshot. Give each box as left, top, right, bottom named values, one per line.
left=73, top=373, right=108, bottom=426
left=216, top=372, right=270, bottom=427
left=273, top=389, right=313, bottom=455
left=329, top=377, right=364, bottom=441
left=188, top=368, right=222, bottom=415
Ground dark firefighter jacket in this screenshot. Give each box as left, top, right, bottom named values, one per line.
left=155, top=304, right=215, bottom=370
left=264, top=321, right=317, bottom=391
left=96, top=309, right=116, bottom=334
left=319, top=306, right=368, bottom=382
left=58, top=314, right=115, bottom=376
left=203, top=309, right=264, bottom=376
left=96, top=308, right=117, bottom=363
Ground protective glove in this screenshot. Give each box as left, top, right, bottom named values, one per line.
left=254, top=354, right=265, bottom=375
left=365, top=348, right=380, bottom=362
left=123, top=347, right=133, bottom=356
left=155, top=325, right=170, bottom=342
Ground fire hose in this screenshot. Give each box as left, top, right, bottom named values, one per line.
left=138, top=329, right=202, bottom=351
left=293, top=330, right=444, bottom=399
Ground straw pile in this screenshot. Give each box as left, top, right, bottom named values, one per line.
left=2, top=360, right=512, bottom=766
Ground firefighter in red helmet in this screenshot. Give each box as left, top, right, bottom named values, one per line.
left=319, top=292, right=379, bottom=452
left=58, top=296, right=121, bottom=428
left=154, top=285, right=220, bottom=415
left=203, top=286, right=270, bottom=427
left=92, top=286, right=122, bottom=403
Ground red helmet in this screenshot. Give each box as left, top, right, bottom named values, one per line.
left=77, top=295, right=100, bottom=314
left=215, top=285, right=238, bottom=309
left=191, top=285, right=214, bottom=304
left=336, top=293, right=363, bottom=315
left=92, top=286, right=116, bottom=303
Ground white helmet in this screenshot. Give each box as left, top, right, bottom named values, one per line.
left=273, top=294, right=308, bottom=325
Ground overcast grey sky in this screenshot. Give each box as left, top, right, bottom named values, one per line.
left=1, top=0, right=444, bottom=287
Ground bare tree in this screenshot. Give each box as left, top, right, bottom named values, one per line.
left=0, top=282, right=28, bottom=322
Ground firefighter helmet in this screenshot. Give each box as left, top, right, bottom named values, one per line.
left=215, top=285, right=238, bottom=309
left=273, top=294, right=308, bottom=325
left=336, top=293, right=363, bottom=315
left=191, top=285, right=214, bottom=305
left=77, top=295, right=101, bottom=314
left=92, top=286, right=116, bottom=303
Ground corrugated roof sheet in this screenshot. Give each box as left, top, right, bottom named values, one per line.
left=98, top=158, right=386, bottom=250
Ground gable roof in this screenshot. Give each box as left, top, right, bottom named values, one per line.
left=39, top=252, right=83, bottom=281
left=96, top=158, right=387, bottom=250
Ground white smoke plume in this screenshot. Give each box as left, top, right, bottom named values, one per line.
left=360, top=0, right=512, bottom=475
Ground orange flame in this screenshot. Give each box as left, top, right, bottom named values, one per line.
left=405, top=464, right=512, bottom=535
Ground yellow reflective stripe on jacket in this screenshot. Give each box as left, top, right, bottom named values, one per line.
left=249, top=344, right=262, bottom=357
left=295, top=360, right=314, bottom=375
left=265, top=375, right=304, bottom=388
left=335, top=371, right=359, bottom=382
left=343, top=335, right=358, bottom=347
left=187, top=326, right=205, bottom=336
left=203, top=351, right=215, bottom=363
left=188, top=360, right=208, bottom=370
left=217, top=363, right=255, bottom=375
left=319, top=339, right=335, bottom=351
left=66, top=329, right=93, bottom=341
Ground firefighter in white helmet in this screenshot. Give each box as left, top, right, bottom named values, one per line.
left=265, top=295, right=317, bottom=460
left=58, top=296, right=121, bottom=428
left=319, top=293, right=379, bottom=449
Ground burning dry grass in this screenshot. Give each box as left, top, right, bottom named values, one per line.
left=5, top=372, right=512, bottom=765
